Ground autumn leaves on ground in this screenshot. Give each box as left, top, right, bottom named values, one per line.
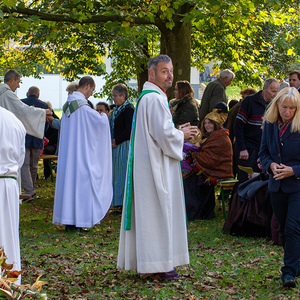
left=19, top=171, right=299, bottom=299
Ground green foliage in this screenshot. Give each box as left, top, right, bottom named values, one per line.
left=0, top=0, right=299, bottom=96
left=191, top=0, right=299, bottom=86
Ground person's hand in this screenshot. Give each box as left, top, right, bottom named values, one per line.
left=46, top=108, right=52, bottom=116
left=178, top=123, right=198, bottom=141
left=112, top=139, right=117, bottom=148
left=239, top=150, right=249, bottom=160
left=272, top=163, right=294, bottom=180
left=46, top=115, right=54, bottom=123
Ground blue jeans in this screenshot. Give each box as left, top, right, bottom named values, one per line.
left=271, top=189, right=300, bottom=278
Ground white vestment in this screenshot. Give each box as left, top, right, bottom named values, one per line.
left=117, top=81, right=190, bottom=273
left=0, top=107, right=26, bottom=276
left=0, top=83, right=46, bottom=139
left=53, top=91, right=113, bottom=228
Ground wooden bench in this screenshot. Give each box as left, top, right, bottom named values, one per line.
left=40, top=154, right=58, bottom=182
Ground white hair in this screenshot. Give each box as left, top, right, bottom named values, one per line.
left=219, top=69, right=235, bottom=80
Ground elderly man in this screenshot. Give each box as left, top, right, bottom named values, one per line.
left=53, top=76, right=112, bottom=232
left=289, top=70, right=300, bottom=93
left=21, top=86, right=48, bottom=197
left=199, top=69, right=235, bottom=121
left=117, top=55, right=198, bottom=280
left=234, top=78, right=280, bottom=181
left=0, top=70, right=47, bottom=139
left=66, top=81, right=79, bottom=95
left=0, top=106, right=26, bottom=282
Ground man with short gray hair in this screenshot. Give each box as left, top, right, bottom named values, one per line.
left=234, top=78, right=280, bottom=181
left=199, top=69, right=235, bottom=121
left=117, top=54, right=198, bottom=280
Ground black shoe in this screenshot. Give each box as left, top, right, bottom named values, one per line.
left=111, top=209, right=122, bottom=215
left=76, top=227, right=90, bottom=233
left=65, top=225, right=77, bottom=232
left=282, top=276, right=296, bottom=288
left=22, top=196, right=34, bottom=203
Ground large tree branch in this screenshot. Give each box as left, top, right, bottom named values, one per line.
left=1, top=5, right=155, bottom=25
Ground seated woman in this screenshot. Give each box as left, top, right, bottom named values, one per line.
left=183, top=104, right=233, bottom=220
left=170, top=80, right=199, bottom=127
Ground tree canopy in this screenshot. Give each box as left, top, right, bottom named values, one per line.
left=0, top=0, right=299, bottom=98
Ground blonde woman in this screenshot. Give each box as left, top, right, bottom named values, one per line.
left=259, top=87, right=300, bottom=288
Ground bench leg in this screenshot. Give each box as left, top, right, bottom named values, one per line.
left=47, top=159, right=54, bottom=182
left=221, top=186, right=226, bottom=219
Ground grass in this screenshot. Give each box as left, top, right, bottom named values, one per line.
left=18, top=164, right=300, bottom=299
left=226, top=85, right=243, bottom=101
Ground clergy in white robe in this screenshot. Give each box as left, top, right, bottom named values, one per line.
left=0, top=106, right=26, bottom=278
left=53, top=77, right=112, bottom=229
left=0, top=70, right=46, bottom=139
left=117, top=74, right=191, bottom=274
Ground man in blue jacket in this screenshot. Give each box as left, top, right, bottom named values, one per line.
left=21, top=86, right=48, bottom=198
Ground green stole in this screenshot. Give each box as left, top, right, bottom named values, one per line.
left=124, top=89, right=160, bottom=230
left=63, top=99, right=88, bottom=117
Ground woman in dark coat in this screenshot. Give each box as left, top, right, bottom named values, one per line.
left=259, top=87, right=300, bottom=288
left=170, top=80, right=199, bottom=127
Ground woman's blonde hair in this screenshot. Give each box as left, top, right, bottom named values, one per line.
left=264, top=87, right=300, bottom=132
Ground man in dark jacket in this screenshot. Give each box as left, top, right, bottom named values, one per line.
left=199, top=69, right=235, bottom=122
left=21, top=86, right=48, bottom=197
left=234, top=78, right=280, bottom=181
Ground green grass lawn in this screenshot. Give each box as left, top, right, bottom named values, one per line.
left=18, top=165, right=300, bottom=299
left=226, top=85, right=243, bottom=101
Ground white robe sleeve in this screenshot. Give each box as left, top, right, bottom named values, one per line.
left=147, top=95, right=184, bottom=161
left=0, top=89, right=46, bottom=139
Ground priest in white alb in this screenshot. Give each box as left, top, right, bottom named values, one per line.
left=117, top=55, right=198, bottom=280
left=53, top=76, right=112, bottom=232
left=0, top=70, right=47, bottom=139
left=0, top=106, right=26, bottom=283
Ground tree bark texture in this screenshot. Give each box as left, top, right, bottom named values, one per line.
left=160, top=21, right=192, bottom=100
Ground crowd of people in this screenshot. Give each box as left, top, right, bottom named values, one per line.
left=1, top=59, right=300, bottom=288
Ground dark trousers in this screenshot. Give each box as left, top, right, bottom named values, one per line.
left=271, top=189, right=300, bottom=278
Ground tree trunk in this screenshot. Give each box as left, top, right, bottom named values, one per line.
left=160, top=20, right=192, bottom=100
left=137, top=68, right=148, bottom=94
left=136, top=42, right=150, bottom=94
